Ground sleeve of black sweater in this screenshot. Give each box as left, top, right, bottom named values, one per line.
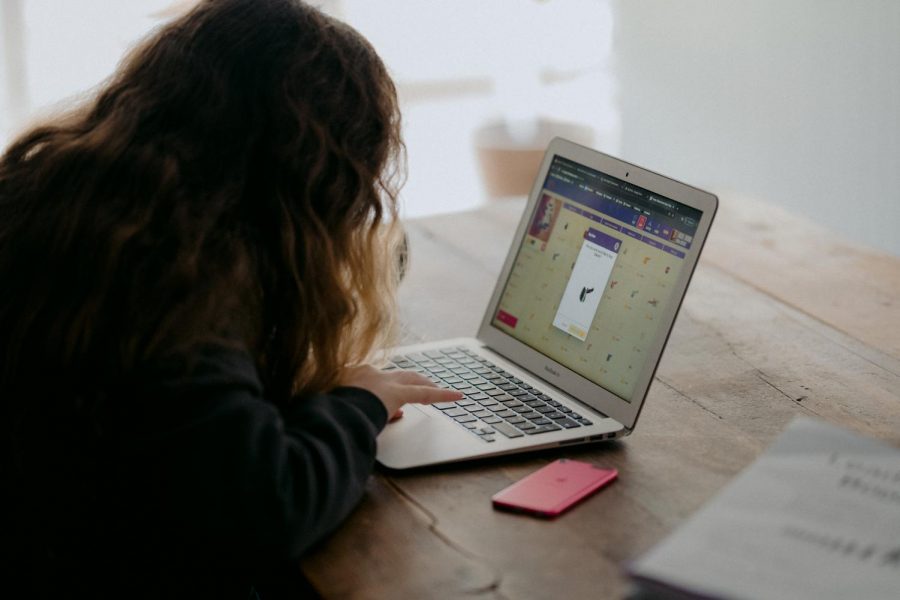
left=115, top=345, right=388, bottom=575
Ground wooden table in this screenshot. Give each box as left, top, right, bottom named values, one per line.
left=303, top=195, right=900, bottom=599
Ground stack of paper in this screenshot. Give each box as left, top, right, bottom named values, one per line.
left=629, top=417, right=900, bottom=600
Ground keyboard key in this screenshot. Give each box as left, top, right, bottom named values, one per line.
left=521, top=411, right=542, bottom=420
left=499, top=384, right=517, bottom=392
left=488, top=404, right=507, bottom=413
left=537, top=394, right=552, bottom=401
left=535, top=406, right=555, bottom=414
left=482, top=416, right=502, bottom=424
left=478, top=427, right=495, bottom=435
left=472, top=410, right=492, bottom=418
left=475, top=383, right=495, bottom=391
left=485, top=389, right=506, bottom=397
left=509, top=389, right=529, bottom=397
left=510, top=405, right=531, bottom=413
left=434, top=402, right=459, bottom=410
left=443, top=377, right=463, bottom=385
left=495, top=394, right=515, bottom=402
left=495, top=410, right=516, bottom=418
left=559, top=406, right=573, bottom=413
left=467, top=392, right=488, bottom=401
left=443, top=408, right=467, bottom=418
left=456, top=399, right=476, bottom=407
left=505, top=415, right=525, bottom=424
left=492, top=422, right=525, bottom=439
left=461, top=422, right=477, bottom=429
left=546, top=400, right=562, bottom=407
left=546, top=412, right=566, bottom=420
left=570, top=412, right=582, bottom=419
left=510, top=377, right=523, bottom=384
left=477, top=399, right=499, bottom=407
left=481, top=435, right=496, bottom=443
left=464, top=405, right=483, bottom=413
left=530, top=417, right=552, bottom=426
left=557, top=418, right=580, bottom=429
left=525, top=400, right=544, bottom=408
left=577, top=419, right=593, bottom=426
left=454, top=414, right=476, bottom=423
left=526, top=424, right=562, bottom=435
left=517, top=420, right=536, bottom=430
left=423, top=350, right=444, bottom=359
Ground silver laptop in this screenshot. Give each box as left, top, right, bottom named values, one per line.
left=377, top=138, right=717, bottom=469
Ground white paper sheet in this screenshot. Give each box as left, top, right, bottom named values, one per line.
left=629, top=417, right=900, bottom=600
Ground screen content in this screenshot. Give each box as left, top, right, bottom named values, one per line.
left=492, top=155, right=703, bottom=401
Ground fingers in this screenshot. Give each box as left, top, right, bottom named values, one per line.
left=340, top=364, right=465, bottom=418
left=389, top=369, right=436, bottom=387
left=397, top=384, right=463, bottom=406
left=386, top=370, right=463, bottom=405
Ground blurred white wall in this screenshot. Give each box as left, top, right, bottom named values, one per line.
left=613, top=0, right=900, bottom=256
left=0, top=0, right=618, bottom=219
left=2, top=0, right=898, bottom=256
left=0, top=0, right=172, bottom=143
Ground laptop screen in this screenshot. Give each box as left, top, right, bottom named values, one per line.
left=491, top=155, right=703, bottom=402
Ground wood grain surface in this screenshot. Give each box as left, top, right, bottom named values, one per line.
left=303, top=195, right=900, bottom=599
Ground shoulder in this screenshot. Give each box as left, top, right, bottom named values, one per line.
left=130, top=343, right=263, bottom=398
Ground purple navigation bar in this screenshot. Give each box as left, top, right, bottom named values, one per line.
left=585, top=227, right=622, bottom=253
left=642, top=236, right=664, bottom=251
left=662, top=245, right=686, bottom=259
left=564, top=201, right=685, bottom=259
left=601, top=218, right=621, bottom=231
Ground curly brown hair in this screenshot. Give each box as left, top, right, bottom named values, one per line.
left=0, top=0, right=404, bottom=401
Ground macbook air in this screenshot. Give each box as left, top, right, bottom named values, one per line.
left=377, top=138, right=717, bottom=469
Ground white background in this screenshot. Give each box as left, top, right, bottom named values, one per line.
left=1, top=1, right=897, bottom=255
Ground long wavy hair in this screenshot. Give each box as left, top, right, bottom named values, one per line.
left=0, top=0, right=404, bottom=401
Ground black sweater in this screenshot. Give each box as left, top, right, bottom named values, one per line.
left=3, top=346, right=388, bottom=598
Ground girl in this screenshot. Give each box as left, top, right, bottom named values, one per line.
left=0, top=0, right=459, bottom=596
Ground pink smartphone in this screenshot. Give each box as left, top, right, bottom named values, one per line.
left=491, top=459, right=618, bottom=518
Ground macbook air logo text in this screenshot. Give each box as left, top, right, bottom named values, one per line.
left=544, top=365, right=560, bottom=377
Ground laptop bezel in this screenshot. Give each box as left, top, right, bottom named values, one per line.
left=476, top=137, right=718, bottom=430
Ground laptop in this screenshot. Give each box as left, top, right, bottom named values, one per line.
left=377, top=137, right=717, bottom=469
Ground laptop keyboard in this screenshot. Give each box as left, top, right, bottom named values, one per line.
left=385, top=346, right=593, bottom=443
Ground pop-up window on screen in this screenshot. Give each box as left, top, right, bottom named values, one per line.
left=553, top=228, right=621, bottom=342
